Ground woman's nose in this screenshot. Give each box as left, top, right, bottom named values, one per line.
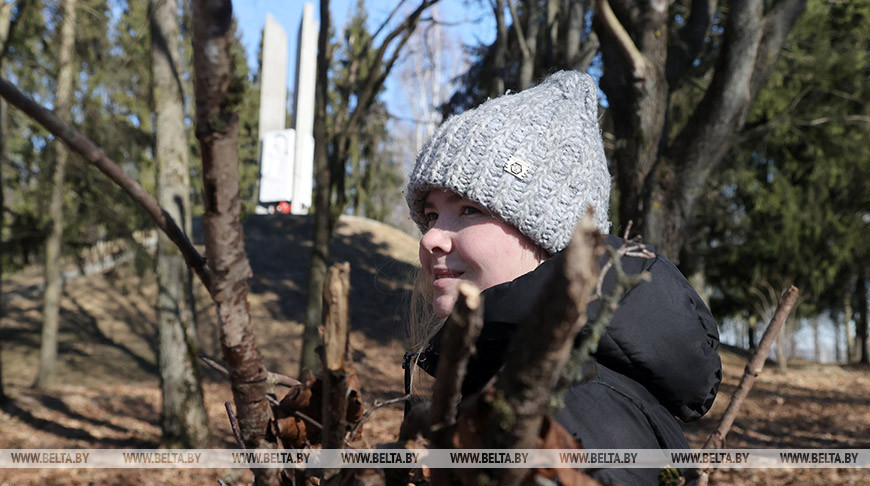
left=420, top=225, right=452, bottom=255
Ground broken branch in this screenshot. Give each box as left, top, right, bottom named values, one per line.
left=428, top=282, right=485, bottom=445
left=482, top=213, right=601, bottom=486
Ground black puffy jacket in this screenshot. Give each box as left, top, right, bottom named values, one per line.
left=412, top=235, right=722, bottom=485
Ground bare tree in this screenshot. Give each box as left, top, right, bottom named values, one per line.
left=596, top=0, right=807, bottom=258
left=150, top=0, right=210, bottom=448
left=301, top=0, right=441, bottom=375
left=397, top=5, right=465, bottom=155
left=36, top=0, right=77, bottom=388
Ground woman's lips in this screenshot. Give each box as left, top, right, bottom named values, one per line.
left=432, top=269, right=464, bottom=288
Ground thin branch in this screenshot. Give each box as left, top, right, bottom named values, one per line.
left=595, top=239, right=654, bottom=299
left=568, top=243, right=652, bottom=399
left=294, top=410, right=323, bottom=431
left=0, top=77, right=213, bottom=291
left=371, top=0, right=408, bottom=40
left=419, top=13, right=487, bottom=27
left=795, top=114, right=870, bottom=127
left=737, top=86, right=812, bottom=142
left=344, top=0, right=439, bottom=135
left=702, top=285, right=800, bottom=450
left=225, top=402, right=246, bottom=449
left=201, top=354, right=229, bottom=376
left=349, top=393, right=411, bottom=442
left=595, top=0, right=647, bottom=78
left=621, top=220, right=634, bottom=240
left=506, top=0, right=529, bottom=60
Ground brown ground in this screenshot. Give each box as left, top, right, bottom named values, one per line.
left=1, top=214, right=868, bottom=485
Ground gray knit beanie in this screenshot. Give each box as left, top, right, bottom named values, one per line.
left=406, top=70, right=611, bottom=254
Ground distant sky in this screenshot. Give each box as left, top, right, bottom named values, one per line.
left=233, top=0, right=495, bottom=119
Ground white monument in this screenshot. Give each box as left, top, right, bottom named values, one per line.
left=258, top=14, right=288, bottom=139
left=257, top=5, right=318, bottom=215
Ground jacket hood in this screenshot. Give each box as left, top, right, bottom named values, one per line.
left=421, top=235, right=721, bottom=423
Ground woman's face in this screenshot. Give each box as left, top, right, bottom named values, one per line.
left=419, top=190, right=545, bottom=318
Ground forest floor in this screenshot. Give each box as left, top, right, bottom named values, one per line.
left=1, top=214, right=868, bottom=485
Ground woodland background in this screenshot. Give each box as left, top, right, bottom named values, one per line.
left=0, top=0, right=868, bottom=484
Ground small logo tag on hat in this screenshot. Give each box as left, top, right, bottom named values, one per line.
left=504, top=155, right=529, bottom=181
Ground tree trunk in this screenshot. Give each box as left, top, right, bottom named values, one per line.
left=190, top=1, right=279, bottom=483
left=833, top=314, right=841, bottom=363
left=36, top=0, right=77, bottom=388
left=596, top=0, right=669, bottom=240
left=150, top=0, right=210, bottom=448
left=812, top=314, right=820, bottom=362
left=491, top=0, right=507, bottom=97
left=299, top=0, right=333, bottom=377
left=597, top=0, right=806, bottom=258
left=508, top=0, right=537, bottom=90
left=562, top=0, right=594, bottom=71
left=857, top=270, right=868, bottom=365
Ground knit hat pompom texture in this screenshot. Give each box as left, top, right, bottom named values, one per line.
left=406, top=70, right=611, bottom=254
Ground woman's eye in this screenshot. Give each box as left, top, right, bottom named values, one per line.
left=424, top=212, right=438, bottom=224
left=461, top=206, right=481, bottom=216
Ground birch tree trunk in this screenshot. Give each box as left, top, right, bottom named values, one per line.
left=190, top=1, right=279, bottom=483
left=36, top=0, right=77, bottom=388
left=150, top=0, right=210, bottom=448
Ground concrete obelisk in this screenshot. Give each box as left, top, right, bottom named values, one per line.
left=290, top=3, right=317, bottom=215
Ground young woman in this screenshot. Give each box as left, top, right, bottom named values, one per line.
left=403, top=71, right=722, bottom=485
